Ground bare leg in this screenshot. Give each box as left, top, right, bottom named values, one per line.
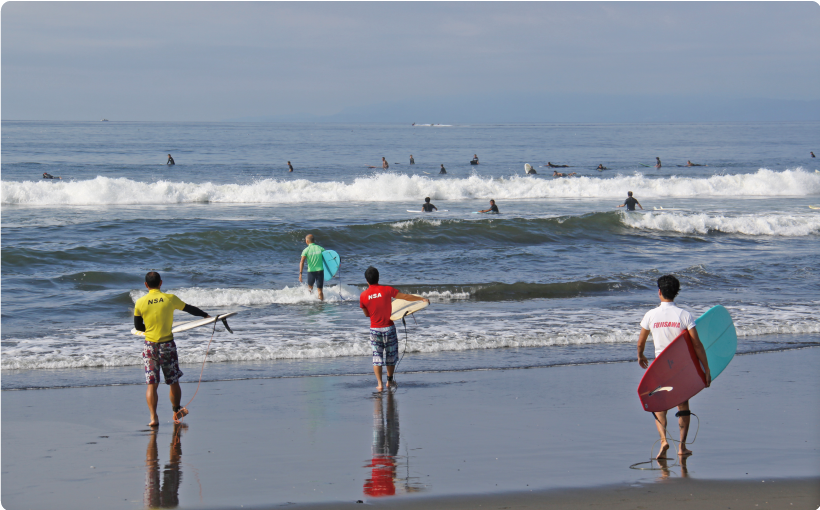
left=169, top=382, right=187, bottom=420
left=373, top=365, right=383, bottom=391
left=307, top=285, right=313, bottom=294
left=653, top=410, right=669, bottom=459
left=318, top=288, right=324, bottom=301
left=385, top=365, right=395, bottom=387
left=146, top=383, right=160, bottom=426
left=677, top=401, right=692, bottom=456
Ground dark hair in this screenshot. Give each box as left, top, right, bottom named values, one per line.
left=425, top=197, right=431, bottom=202
left=365, top=266, right=380, bottom=285
left=490, top=199, right=495, bottom=203
left=657, top=275, right=680, bottom=300
left=145, top=271, right=162, bottom=288
left=627, top=191, right=633, bottom=196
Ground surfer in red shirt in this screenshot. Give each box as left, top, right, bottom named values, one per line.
left=360, top=266, right=429, bottom=391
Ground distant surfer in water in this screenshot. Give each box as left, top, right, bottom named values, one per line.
left=617, top=191, right=643, bottom=211
left=167, top=154, right=175, bottom=166
left=299, top=234, right=326, bottom=301
left=471, top=154, right=479, bottom=165
left=811, top=152, right=815, bottom=158
left=478, top=199, right=499, bottom=214
left=134, top=271, right=211, bottom=427
left=685, top=160, right=704, bottom=167
left=552, top=170, right=576, bottom=177
left=655, top=157, right=662, bottom=169
left=42, top=172, right=61, bottom=179
left=409, top=155, right=415, bottom=165
left=382, top=157, right=389, bottom=170
left=360, top=266, right=429, bottom=391
left=439, top=164, right=446, bottom=174
left=637, top=275, right=711, bottom=459
left=288, top=161, right=294, bottom=172
left=546, top=162, right=570, bottom=168
left=525, top=163, right=537, bottom=175
left=421, top=197, right=438, bottom=212
left=597, top=164, right=607, bottom=171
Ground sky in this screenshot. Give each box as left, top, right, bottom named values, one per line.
left=2, top=2, right=820, bottom=122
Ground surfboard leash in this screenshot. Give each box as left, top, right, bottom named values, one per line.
left=629, top=411, right=700, bottom=470
left=173, top=317, right=223, bottom=426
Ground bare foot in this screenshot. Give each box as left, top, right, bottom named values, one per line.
left=679, top=447, right=692, bottom=457
left=148, top=420, right=159, bottom=427
left=376, top=384, right=384, bottom=391
left=656, top=442, right=670, bottom=459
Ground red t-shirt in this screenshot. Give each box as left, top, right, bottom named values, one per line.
left=360, top=285, right=399, bottom=328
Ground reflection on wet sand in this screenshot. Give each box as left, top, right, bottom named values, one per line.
left=363, top=391, right=426, bottom=497
left=144, top=423, right=185, bottom=509
left=657, top=455, right=689, bottom=480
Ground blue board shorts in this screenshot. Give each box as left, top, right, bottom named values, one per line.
left=369, top=325, right=399, bottom=366
left=142, top=340, right=183, bottom=385
left=307, top=270, right=324, bottom=289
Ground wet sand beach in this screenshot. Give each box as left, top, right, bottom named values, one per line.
left=2, top=348, right=818, bottom=509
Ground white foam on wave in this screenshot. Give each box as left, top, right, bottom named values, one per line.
left=129, top=284, right=361, bottom=306
left=390, top=218, right=442, bottom=230
left=621, top=211, right=820, bottom=236
left=2, top=301, right=817, bottom=371
left=3, top=168, right=818, bottom=205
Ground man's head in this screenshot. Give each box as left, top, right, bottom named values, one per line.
left=490, top=199, right=495, bottom=204
left=657, top=275, right=680, bottom=301
left=365, top=266, right=379, bottom=285
left=305, top=234, right=314, bottom=244
left=425, top=197, right=431, bottom=203
left=288, top=161, right=291, bottom=164
left=627, top=191, right=633, bottom=197
left=145, top=271, right=162, bottom=289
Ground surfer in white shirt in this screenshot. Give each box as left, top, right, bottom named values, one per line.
left=637, top=275, right=711, bottom=459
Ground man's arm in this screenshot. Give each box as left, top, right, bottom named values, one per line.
left=637, top=328, right=651, bottom=368
left=183, top=304, right=210, bottom=318
left=362, top=306, right=371, bottom=318
left=617, top=203, right=624, bottom=208
left=299, top=256, right=306, bottom=282
left=134, top=315, right=146, bottom=332
left=395, top=292, right=430, bottom=304
left=688, top=327, right=711, bottom=387
left=637, top=201, right=643, bottom=210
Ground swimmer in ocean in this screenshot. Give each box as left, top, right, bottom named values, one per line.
left=685, top=160, right=704, bottom=167
left=617, top=191, right=643, bottom=211
left=167, top=154, right=175, bottom=165
left=382, top=157, right=389, bottom=170
left=597, top=164, right=607, bottom=171
left=546, top=162, right=570, bottom=168
left=471, top=154, right=479, bottom=164
left=421, top=197, right=438, bottom=212
left=478, top=199, right=499, bottom=214
left=811, top=152, right=815, bottom=158
left=439, top=164, right=446, bottom=174
left=655, top=157, right=662, bottom=169
left=287, top=161, right=294, bottom=172
left=552, top=170, right=576, bottom=177
left=410, top=155, right=415, bottom=165
left=42, top=172, right=61, bottom=180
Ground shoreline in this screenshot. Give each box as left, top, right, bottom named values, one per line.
left=2, top=348, right=818, bottom=509
left=3, top=339, right=817, bottom=391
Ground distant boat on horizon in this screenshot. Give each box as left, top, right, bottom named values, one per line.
left=100, top=119, right=109, bottom=122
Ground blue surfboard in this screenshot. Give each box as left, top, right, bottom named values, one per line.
left=322, top=250, right=340, bottom=281
left=694, top=305, right=737, bottom=380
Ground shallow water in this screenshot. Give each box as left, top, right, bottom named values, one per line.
left=2, top=121, right=819, bottom=388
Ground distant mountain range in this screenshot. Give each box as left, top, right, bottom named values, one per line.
left=229, top=93, right=820, bottom=123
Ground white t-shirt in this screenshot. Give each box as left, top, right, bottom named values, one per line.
left=640, top=301, right=696, bottom=356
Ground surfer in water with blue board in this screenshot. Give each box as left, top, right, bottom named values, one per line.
left=360, top=266, right=429, bottom=391
left=636, top=275, right=711, bottom=459
left=134, top=272, right=211, bottom=427
left=299, top=234, right=326, bottom=301
left=478, top=199, right=499, bottom=213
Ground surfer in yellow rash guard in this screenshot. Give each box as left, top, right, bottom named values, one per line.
left=636, top=275, right=711, bottom=459
left=134, top=271, right=211, bottom=427
left=299, top=234, right=326, bottom=301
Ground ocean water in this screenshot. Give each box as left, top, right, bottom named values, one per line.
left=2, top=121, right=819, bottom=389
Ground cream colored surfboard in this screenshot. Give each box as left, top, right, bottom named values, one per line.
left=390, top=296, right=428, bottom=321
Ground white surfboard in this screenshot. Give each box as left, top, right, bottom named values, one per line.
left=653, top=207, right=684, bottom=211
left=132, top=312, right=237, bottom=336
left=524, top=163, right=536, bottom=175
left=407, top=209, right=448, bottom=213
left=390, top=296, right=428, bottom=321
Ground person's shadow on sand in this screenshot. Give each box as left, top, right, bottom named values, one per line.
left=144, top=423, right=186, bottom=508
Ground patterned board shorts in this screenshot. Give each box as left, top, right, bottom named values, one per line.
left=142, top=340, right=183, bottom=385
left=369, top=325, right=399, bottom=366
